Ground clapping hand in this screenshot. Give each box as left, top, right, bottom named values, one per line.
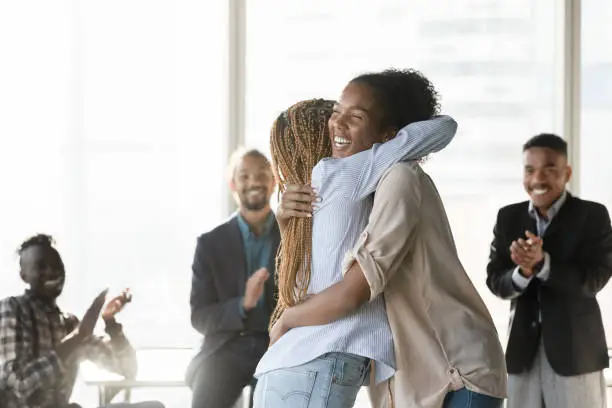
left=101, top=288, right=132, bottom=321
left=510, top=231, right=544, bottom=277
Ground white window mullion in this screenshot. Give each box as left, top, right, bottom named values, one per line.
left=226, top=0, right=247, bottom=216
left=561, top=0, right=581, bottom=194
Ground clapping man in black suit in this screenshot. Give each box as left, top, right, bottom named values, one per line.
left=487, top=133, right=612, bottom=407
left=186, top=149, right=280, bottom=408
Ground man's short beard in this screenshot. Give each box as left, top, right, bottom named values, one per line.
left=242, top=199, right=268, bottom=211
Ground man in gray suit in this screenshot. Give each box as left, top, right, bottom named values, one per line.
left=186, top=148, right=280, bottom=408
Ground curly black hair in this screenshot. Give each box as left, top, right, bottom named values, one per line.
left=17, top=234, right=55, bottom=256
left=350, top=68, right=440, bottom=132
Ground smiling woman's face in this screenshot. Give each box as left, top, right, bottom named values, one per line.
left=327, top=82, right=390, bottom=158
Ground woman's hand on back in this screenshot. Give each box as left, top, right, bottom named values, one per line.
left=276, top=184, right=318, bottom=232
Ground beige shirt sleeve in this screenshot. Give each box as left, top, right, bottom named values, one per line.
left=342, top=162, right=422, bottom=301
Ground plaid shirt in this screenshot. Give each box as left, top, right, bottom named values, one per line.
left=0, top=291, right=137, bottom=408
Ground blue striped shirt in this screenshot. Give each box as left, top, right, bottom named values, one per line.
left=255, top=116, right=458, bottom=384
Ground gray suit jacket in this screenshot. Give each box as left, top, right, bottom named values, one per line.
left=186, top=214, right=280, bottom=384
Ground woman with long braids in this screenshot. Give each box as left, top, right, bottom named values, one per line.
left=254, top=85, right=458, bottom=408
left=257, top=70, right=507, bottom=408
left=268, top=99, right=334, bottom=326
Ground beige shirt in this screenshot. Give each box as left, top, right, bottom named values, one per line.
left=343, top=162, right=507, bottom=408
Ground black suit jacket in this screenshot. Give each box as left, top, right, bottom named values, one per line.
left=186, top=214, right=280, bottom=383
left=487, top=194, right=612, bottom=376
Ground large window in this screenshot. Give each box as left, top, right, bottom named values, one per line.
left=246, top=0, right=562, bottom=341
left=0, top=1, right=229, bottom=349
left=581, top=0, right=612, bottom=340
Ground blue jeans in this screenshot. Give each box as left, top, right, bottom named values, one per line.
left=443, top=387, right=503, bottom=408
left=253, top=352, right=370, bottom=408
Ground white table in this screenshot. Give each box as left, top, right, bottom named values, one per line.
left=82, top=347, right=193, bottom=406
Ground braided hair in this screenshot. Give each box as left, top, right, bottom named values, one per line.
left=269, top=99, right=334, bottom=327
